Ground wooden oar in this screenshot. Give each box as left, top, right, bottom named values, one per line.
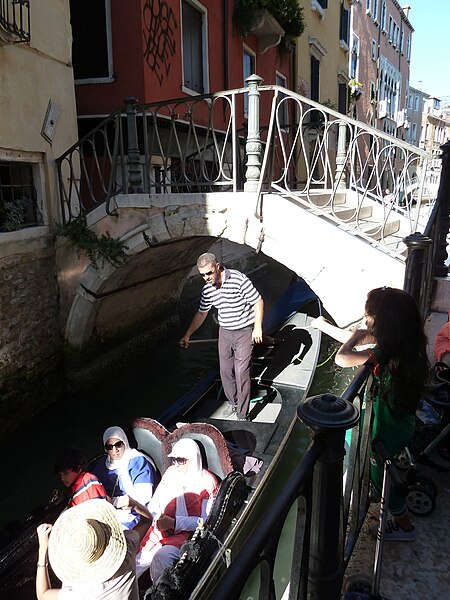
left=187, top=336, right=284, bottom=345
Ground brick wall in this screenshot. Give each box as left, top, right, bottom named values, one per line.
left=0, top=245, right=62, bottom=434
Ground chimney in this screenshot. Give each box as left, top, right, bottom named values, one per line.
left=402, top=5, right=411, bottom=18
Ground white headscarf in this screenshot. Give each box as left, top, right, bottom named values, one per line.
left=103, top=426, right=131, bottom=470
left=168, top=438, right=203, bottom=478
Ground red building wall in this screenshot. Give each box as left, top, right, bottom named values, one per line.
left=74, top=0, right=293, bottom=121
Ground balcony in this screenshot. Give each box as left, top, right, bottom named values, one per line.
left=0, top=0, right=30, bottom=45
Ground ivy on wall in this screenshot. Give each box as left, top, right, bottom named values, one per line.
left=58, top=214, right=128, bottom=270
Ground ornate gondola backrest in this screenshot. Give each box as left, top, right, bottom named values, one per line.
left=132, top=419, right=234, bottom=480
left=163, top=422, right=234, bottom=480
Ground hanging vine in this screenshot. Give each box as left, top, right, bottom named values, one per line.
left=58, top=214, right=128, bottom=270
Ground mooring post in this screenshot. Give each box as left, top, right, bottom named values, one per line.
left=297, top=393, right=360, bottom=600
left=244, top=74, right=263, bottom=192
left=124, top=96, right=143, bottom=193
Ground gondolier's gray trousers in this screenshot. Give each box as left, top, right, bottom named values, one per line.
left=218, top=325, right=254, bottom=418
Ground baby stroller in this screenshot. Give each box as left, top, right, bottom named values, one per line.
left=393, top=362, right=450, bottom=516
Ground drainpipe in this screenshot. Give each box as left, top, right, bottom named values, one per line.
left=297, top=393, right=360, bottom=600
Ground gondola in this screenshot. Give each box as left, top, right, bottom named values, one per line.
left=0, top=278, right=321, bottom=600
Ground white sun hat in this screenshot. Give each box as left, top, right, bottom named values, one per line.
left=48, top=499, right=126, bottom=585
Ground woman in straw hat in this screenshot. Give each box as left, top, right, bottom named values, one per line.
left=36, top=498, right=151, bottom=599
left=136, top=437, right=219, bottom=584
left=92, top=426, right=157, bottom=530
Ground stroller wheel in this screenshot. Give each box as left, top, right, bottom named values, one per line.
left=414, top=475, right=438, bottom=498
left=395, top=448, right=411, bottom=470
left=406, top=485, right=436, bottom=515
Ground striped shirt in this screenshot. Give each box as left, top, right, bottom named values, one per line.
left=199, top=267, right=261, bottom=330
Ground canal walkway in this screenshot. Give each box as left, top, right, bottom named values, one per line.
left=345, top=459, right=450, bottom=599
left=344, top=276, right=450, bottom=599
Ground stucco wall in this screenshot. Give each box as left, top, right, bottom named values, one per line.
left=0, top=0, right=79, bottom=433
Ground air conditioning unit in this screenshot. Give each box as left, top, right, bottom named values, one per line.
left=378, top=99, right=388, bottom=118
left=396, top=109, right=406, bottom=127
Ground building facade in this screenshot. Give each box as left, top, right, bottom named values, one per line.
left=406, top=85, right=428, bottom=147
left=0, top=1, right=79, bottom=431
left=350, top=0, right=413, bottom=138
left=296, top=0, right=351, bottom=114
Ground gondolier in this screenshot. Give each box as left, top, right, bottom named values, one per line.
left=179, top=253, right=264, bottom=420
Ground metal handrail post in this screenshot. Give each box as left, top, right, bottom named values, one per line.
left=244, top=74, right=263, bottom=192
left=433, top=140, right=450, bottom=277
left=124, top=97, right=143, bottom=193
left=403, top=232, right=432, bottom=317
left=297, top=393, right=360, bottom=600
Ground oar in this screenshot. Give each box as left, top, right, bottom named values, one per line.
left=187, top=336, right=284, bottom=345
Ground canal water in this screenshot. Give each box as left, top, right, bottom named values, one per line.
left=0, top=254, right=353, bottom=552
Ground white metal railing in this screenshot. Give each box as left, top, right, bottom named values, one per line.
left=56, top=79, right=438, bottom=258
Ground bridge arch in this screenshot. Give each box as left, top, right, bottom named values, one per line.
left=61, top=191, right=405, bottom=365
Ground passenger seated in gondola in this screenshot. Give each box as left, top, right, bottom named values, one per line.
left=55, top=448, right=108, bottom=508
left=136, top=438, right=220, bottom=584
left=91, top=426, right=157, bottom=530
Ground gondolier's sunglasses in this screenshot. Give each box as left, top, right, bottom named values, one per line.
left=200, top=270, right=215, bottom=278
left=104, top=441, right=125, bottom=451
left=171, top=457, right=188, bottom=465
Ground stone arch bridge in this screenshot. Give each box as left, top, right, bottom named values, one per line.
left=58, top=190, right=406, bottom=375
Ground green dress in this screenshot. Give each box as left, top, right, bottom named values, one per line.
left=369, top=347, right=415, bottom=516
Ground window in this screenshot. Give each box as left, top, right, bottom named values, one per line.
left=366, top=0, right=371, bottom=13
left=400, top=29, right=404, bottom=54
left=276, top=72, right=288, bottom=126
left=373, top=0, right=379, bottom=21
left=310, top=55, right=320, bottom=121
left=182, top=0, right=208, bottom=94
left=406, top=33, right=411, bottom=60
left=388, top=16, right=393, bottom=42
left=411, top=123, right=417, bottom=144
left=380, top=1, right=386, bottom=31
left=350, top=35, right=359, bottom=79
left=408, top=94, right=413, bottom=109
left=243, top=48, right=256, bottom=116
left=414, top=96, right=419, bottom=111
left=340, top=2, right=350, bottom=48
left=338, top=82, right=347, bottom=114
left=70, top=0, right=113, bottom=82
left=0, top=162, right=40, bottom=232
left=371, top=39, right=377, bottom=61
left=370, top=81, right=377, bottom=104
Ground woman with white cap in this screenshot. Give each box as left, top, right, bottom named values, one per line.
left=92, top=426, right=157, bottom=530
left=136, top=437, right=219, bottom=584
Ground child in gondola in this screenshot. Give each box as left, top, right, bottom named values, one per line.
left=55, top=448, right=108, bottom=508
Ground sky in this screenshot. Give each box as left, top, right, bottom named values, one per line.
left=406, top=0, right=450, bottom=102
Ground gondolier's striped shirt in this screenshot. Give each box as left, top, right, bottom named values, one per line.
left=199, top=267, right=261, bottom=330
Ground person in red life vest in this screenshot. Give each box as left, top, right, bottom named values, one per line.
left=55, top=448, right=108, bottom=508
left=135, top=438, right=219, bottom=583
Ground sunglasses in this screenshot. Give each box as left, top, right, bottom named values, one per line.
left=105, top=441, right=124, bottom=451
left=171, top=457, right=188, bottom=465
left=200, top=269, right=215, bottom=278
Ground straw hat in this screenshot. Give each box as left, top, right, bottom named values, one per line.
left=48, top=499, right=126, bottom=585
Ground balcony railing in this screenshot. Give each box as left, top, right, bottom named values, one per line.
left=0, top=0, right=30, bottom=44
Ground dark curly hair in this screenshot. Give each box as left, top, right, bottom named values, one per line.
left=54, top=448, right=87, bottom=474
left=365, top=287, right=429, bottom=412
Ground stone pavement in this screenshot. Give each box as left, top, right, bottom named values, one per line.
left=344, top=457, right=450, bottom=599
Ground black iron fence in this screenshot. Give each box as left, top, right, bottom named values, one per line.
left=403, top=140, right=450, bottom=319
left=0, top=0, right=30, bottom=42
left=204, top=365, right=372, bottom=600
